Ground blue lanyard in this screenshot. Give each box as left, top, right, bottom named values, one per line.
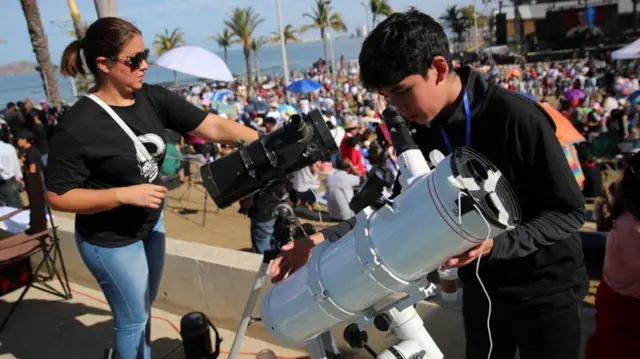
left=440, top=90, right=471, bottom=154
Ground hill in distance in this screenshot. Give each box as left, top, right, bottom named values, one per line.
left=0, top=61, right=38, bottom=76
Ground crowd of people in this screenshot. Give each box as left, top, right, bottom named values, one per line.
left=0, top=9, right=639, bottom=359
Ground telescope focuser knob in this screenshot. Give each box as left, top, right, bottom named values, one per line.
left=373, top=314, right=392, bottom=332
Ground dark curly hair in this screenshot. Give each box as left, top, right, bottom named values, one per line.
left=358, top=9, right=451, bottom=91
left=612, top=152, right=640, bottom=221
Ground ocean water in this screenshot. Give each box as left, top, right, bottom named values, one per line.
left=0, top=37, right=364, bottom=106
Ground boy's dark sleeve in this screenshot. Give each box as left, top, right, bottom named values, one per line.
left=320, top=173, right=403, bottom=242
left=490, top=110, right=586, bottom=260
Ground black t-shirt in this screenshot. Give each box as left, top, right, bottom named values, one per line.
left=23, top=145, right=42, bottom=175
left=28, top=123, right=49, bottom=155
left=45, top=84, right=207, bottom=247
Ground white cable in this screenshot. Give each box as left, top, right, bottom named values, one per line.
left=457, top=192, right=493, bottom=359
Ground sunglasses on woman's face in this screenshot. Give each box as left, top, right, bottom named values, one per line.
left=110, top=49, right=150, bottom=70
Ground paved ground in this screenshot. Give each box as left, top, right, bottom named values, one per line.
left=0, top=280, right=306, bottom=359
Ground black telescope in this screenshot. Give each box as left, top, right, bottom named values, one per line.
left=200, top=109, right=338, bottom=209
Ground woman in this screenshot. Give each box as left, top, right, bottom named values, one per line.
left=45, top=18, right=257, bottom=359
left=586, top=152, right=640, bottom=359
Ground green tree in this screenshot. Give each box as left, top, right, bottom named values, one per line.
left=300, top=0, right=347, bottom=64
left=368, top=0, right=393, bottom=28
left=20, top=0, right=62, bottom=108
left=460, top=6, right=487, bottom=29
left=153, top=28, right=185, bottom=56
left=439, top=5, right=469, bottom=51
left=251, top=36, right=268, bottom=84
left=208, top=28, right=236, bottom=64
left=153, top=28, right=185, bottom=85
left=270, top=24, right=300, bottom=45
left=224, top=7, right=264, bottom=91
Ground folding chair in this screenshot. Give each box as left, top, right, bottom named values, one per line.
left=0, top=205, right=72, bottom=331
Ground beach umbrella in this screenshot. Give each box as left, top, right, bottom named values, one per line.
left=212, top=89, right=234, bottom=102
left=286, top=79, right=322, bottom=93
left=628, top=89, right=640, bottom=105
left=539, top=103, right=585, bottom=146
left=539, top=103, right=587, bottom=189
left=563, top=89, right=585, bottom=103
left=155, top=46, right=233, bottom=82
left=278, top=104, right=297, bottom=120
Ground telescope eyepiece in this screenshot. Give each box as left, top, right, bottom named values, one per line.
left=289, top=114, right=304, bottom=127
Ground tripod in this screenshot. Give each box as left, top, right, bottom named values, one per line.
left=174, top=153, right=214, bottom=227
left=228, top=202, right=339, bottom=359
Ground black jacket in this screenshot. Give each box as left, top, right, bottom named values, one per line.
left=321, top=67, right=587, bottom=302
left=248, top=180, right=288, bottom=221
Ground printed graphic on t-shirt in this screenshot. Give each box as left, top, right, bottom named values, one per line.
left=137, top=133, right=166, bottom=182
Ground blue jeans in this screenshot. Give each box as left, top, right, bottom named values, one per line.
left=250, top=218, right=275, bottom=254
left=75, top=214, right=166, bottom=359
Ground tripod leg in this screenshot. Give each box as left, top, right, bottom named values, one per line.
left=308, top=336, right=328, bottom=359
left=202, top=187, right=208, bottom=227
left=319, top=331, right=340, bottom=358
left=228, top=260, right=271, bottom=359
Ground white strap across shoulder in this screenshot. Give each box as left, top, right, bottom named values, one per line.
left=85, top=94, right=153, bottom=164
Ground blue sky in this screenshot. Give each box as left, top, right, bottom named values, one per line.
left=0, top=0, right=489, bottom=65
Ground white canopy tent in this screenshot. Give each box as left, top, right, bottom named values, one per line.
left=611, top=38, right=640, bottom=60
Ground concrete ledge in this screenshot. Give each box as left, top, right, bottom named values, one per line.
left=47, top=216, right=279, bottom=344
left=44, top=217, right=593, bottom=359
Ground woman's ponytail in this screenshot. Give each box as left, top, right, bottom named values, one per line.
left=60, top=40, right=85, bottom=78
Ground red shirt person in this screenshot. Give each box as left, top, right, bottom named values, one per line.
left=339, top=118, right=366, bottom=176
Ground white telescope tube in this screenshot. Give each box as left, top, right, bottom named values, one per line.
left=261, top=147, right=520, bottom=347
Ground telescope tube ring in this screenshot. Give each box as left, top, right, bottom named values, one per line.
left=353, top=207, right=411, bottom=292
left=306, top=242, right=357, bottom=321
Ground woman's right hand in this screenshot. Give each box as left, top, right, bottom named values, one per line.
left=270, top=232, right=324, bottom=283
left=116, top=184, right=168, bottom=209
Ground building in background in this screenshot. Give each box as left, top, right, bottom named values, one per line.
left=355, top=25, right=368, bottom=38
left=494, top=0, right=638, bottom=53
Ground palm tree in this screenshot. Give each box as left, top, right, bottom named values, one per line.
left=208, top=28, right=236, bottom=64
left=270, top=24, right=300, bottom=45
left=460, top=5, right=487, bottom=50
left=251, top=36, right=268, bottom=84
left=20, top=0, right=61, bottom=108
left=153, top=28, right=185, bottom=85
left=439, top=5, right=469, bottom=52
left=66, top=22, right=89, bottom=38
left=224, top=7, right=264, bottom=90
left=67, top=0, right=85, bottom=39
left=301, top=0, right=347, bottom=64
left=369, top=0, right=393, bottom=28
left=154, top=28, right=185, bottom=56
